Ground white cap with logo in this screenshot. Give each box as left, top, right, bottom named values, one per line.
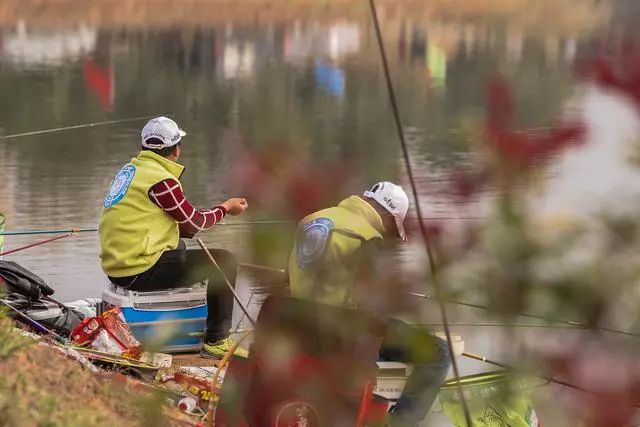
left=141, top=116, right=187, bottom=149
left=363, top=181, right=409, bottom=241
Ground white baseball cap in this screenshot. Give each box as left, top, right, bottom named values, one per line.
left=141, top=116, right=187, bottom=149
left=363, top=181, right=409, bottom=241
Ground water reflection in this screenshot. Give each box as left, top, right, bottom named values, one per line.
left=1, top=21, right=96, bottom=67
left=0, top=1, right=616, bottom=306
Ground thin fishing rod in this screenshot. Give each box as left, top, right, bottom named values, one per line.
left=462, top=351, right=640, bottom=408
left=409, top=291, right=640, bottom=339
left=196, top=238, right=257, bottom=328
left=0, top=232, right=75, bottom=257
left=0, top=299, right=68, bottom=344
left=418, top=322, right=584, bottom=330
left=0, top=115, right=159, bottom=140
left=0, top=217, right=484, bottom=237
left=0, top=228, right=97, bottom=237
left=0, top=222, right=297, bottom=236
left=367, top=0, right=472, bottom=424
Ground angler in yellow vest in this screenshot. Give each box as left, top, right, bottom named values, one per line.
left=99, top=116, right=248, bottom=358
left=289, top=182, right=451, bottom=426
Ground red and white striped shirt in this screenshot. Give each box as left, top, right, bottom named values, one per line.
left=148, top=178, right=226, bottom=238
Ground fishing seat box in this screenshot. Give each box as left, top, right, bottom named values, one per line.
left=101, top=282, right=207, bottom=353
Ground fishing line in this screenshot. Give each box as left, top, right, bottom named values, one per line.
left=462, top=351, right=640, bottom=408
left=410, top=291, right=640, bottom=338
left=0, top=216, right=483, bottom=236
left=4, top=233, right=640, bottom=338
left=418, top=322, right=584, bottom=329
left=367, top=0, right=472, bottom=424
left=0, top=115, right=160, bottom=140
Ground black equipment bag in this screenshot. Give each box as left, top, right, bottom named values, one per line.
left=0, top=260, right=55, bottom=300
left=0, top=261, right=81, bottom=335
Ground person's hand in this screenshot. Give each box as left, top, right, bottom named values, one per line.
left=221, top=198, right=248, bottom=216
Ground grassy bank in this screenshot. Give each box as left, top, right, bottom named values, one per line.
left=0, top=316, right=157, bottom=427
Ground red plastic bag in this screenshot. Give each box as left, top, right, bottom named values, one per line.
left=100, top=306, right=143, bottom=358
left=70, top=306, right=142, bottom=359
left=71, top=317, right=102, bottom=346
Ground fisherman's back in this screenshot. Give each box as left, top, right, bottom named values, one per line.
left=288, top=195, right=385, bottom=308
left=99, top=150, right=183, bottom=278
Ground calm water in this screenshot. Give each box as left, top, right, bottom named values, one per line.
left=3, top=3, right=640, bottom=419
left=1, top=1, right=622, bottom=298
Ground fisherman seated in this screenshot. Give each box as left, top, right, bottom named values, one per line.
left=98, top=117, right=249, bottom=358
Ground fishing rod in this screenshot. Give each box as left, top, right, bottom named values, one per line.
left=0, top=216, right=484, bottom=237
left=0, top=232, right=76, bottom=257
left=0, top=223, right=291, bottom=237
left=418, top=322, right=584, bottom=330
left=196, top=238, right=257, bottom=328
left=409, top=291, right=640, bottom=338
left=4, top=230, right=639, bottom=339
left=462, top=351, right=640, bottom=408
left=367, top=0, right=473, bottom=424
left=0, top=299, right=68, bottom=344
left=0, top=228, right=97, bottom=237
left=0, top=115, right=159, bottom=140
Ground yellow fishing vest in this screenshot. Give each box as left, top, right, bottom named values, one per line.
left=288, top=196, right=385, bottom=308
left=99, top=151, right=184, bottom=277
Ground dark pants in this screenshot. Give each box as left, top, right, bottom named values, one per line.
left=108, top=241, right=236, bottom=343
left=380, top=319, right=451, bottom=426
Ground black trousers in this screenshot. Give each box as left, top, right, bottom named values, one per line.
left=108, top=241, right=236, bottom=343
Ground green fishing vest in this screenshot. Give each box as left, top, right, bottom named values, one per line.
left=288, top=196, right=385, bottom=308
left=99, top=151, right=184, bottom=277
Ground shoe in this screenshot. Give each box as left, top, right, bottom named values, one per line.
left=200, top=337, right=249, bottom=359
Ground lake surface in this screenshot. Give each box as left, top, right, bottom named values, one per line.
left=1, top=0, right=625, bottom=298
left=2, top=1, right=640, bottom=422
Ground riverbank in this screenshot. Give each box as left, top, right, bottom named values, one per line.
left=0, top=316, right=155, bottom=427
left=0, top=0, right=605, bottom=36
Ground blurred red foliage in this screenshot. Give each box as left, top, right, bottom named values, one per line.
left=576, top=42, right=640, bottom=109
left=446, top=77, right=586, bottom=203
left=543, top=348, right=640, bottom=426
left=230, top=142, right=355, bottom=220
left=486, top=78, right=586, bottom=167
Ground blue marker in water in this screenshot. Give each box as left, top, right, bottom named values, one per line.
left=314, top=60, right=345, bottom=98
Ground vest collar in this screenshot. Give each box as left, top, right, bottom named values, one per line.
left=137, top=150, right=185, bottom=179
left=337, top=195, right=386, bottom=235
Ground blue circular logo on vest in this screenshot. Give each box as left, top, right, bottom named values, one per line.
left=297, top=218, right=334, bottom=268
left=104, top=164, right=136, bottom=208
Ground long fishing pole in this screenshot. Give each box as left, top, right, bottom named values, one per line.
left=4, top=229, right=640, bottom=339
left=462, top=351, right=640, bottom=408
left=196, top=238, right=257, bottom=328
left=0, top=228, right=97, bottom=236
left=409, top=291, right=640, bottom=338
left=367, top=0, right=473, bottom=424
left=0, top=232, right=75, bottom=257
left=0, top=299, right=68, bottom=344
left=0, top=115, right=159, bottom=140
left=418, top=322, right=584, bottom=330
left=0, top=217, right=483, bottom=237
